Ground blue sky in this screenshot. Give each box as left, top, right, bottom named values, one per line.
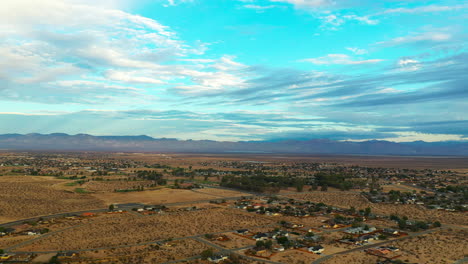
left=0, top=0, right=467, bottom=142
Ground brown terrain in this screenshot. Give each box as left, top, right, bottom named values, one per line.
left=0, top=152, right=466, bottom=264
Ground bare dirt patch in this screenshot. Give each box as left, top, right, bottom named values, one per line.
left=16, top=208, right=274, bottom=251
left=93, top=188, right=227, bottom=205
left=390, top=229, right=468, bottom=264
left=70, top=238, right=211, bottom=264
left=0, top=176, right=104, bottom=222
left=82, top=180, right=154, bottom=192
left=322, top=251, right=380, bottom=264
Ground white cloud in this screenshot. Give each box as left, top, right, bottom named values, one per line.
left=343, top=14, right=378, bottom=25
left=269, top=0, right=333, bottom=8
left=0, top=0, right=258, bottom=103
left=243, top=4, right=278, bottom=10
left=384, top=4, right=468, bottom=14
left=379, top=32, right=452, bottom=46
left=319, top=13, right=378, bottom=30
left=346, top=47, right=367, bottom=55
left=301, top=54, right=383, bottom=65
left=397, top=59, right=421, bottom=72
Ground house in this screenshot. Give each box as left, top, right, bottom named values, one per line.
left=273, top=245, right=285, bottom=252
left=308, top=245, right=324, bottom=254
left=208, top=255, right=228, bottom=263
left=345, top=226, right=376, bottom=235
left=253, top=232, right=269, bottom=241
left=383, top=228, right=400, bottom=236
left=236, top=229, right=249, bottom=235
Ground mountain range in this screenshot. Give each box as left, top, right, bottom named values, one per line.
left=0, top=133, right=466, bottom=156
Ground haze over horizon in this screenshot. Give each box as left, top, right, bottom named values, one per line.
left=1, top=0, right=467, bottom=142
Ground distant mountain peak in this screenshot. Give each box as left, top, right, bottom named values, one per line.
left=0, top=133, right=466, bottom=156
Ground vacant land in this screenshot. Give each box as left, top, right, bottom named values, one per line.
left=322, top=251, right=380, bottom=264
left=0, top=176, right=104, bottom=222
left=391, top=229, right=468, bottom=264
left=81, top=180, right=154, bottom=192
left=16, top=208, right=274, bottom=251
left=270, top=249, right=321, bottom=263
left=93, top=188, right=245, bottom=205
left=70, top=239, right=211, bottom=263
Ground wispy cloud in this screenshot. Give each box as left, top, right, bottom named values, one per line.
left=383, top=4, right=468, bottom=14
left=301, top=54, right=383, bottom=65
left=379, top=31, right=452, bottom=47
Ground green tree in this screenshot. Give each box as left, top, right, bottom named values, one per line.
left=265, top=240, right=273, bottom=249
left=255, top=240, right=265, bottom=248
left=108, top=204, right=115, bottom=211
left=276, top=236, right=289, bottom=245
left=364, top=207, right=371, bottom=216
left=200, top=249, right=214, bottom=259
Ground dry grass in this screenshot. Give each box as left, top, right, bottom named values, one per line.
left=190, top=188, right=249, bottom=198
left=391, top=229, right=468, bottom=264
left=70, top=239, right=211, bottom=264
left=82, top=180, right=154, bottom=192
left=92, top=188, right=229, bottom=205
left=270, top=249, right=321, bottom=263
left=0, top=235, right=32, bottom=248
left=208, top=232, right=254, bottom=249
left=0, top=176, right=104, bottom=222
left=16, top=208, right=274, bottom=251
left=322, top=251, right=380, bottom=264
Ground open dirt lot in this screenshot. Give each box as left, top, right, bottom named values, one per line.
left=0, top=235, right=32, bottom=248
left=270, top=249, right=321, bottom=263
left=16, top=208, right=274, bottom=251
left=390, top=229, right=468, bottom=264
left=190, top=188, right=249, bottom=198
left=69, top=238, right=211, bottom=264
left=81, top=180, right=154, bottom=192
left=0, top=176, right=104, bottom=223
left=208, top=232, right=255, bottom=249
left=93, top=188, right=245, bottom=205
left=321, top=251, right=380, bottom=264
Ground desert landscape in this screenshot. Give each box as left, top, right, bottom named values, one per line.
left=0, top=152, right=466, bottom=264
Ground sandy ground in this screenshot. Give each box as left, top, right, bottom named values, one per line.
left=92, top=188, right=241, bottom=205
left=81, top=180, right=154, bottom=192
left=0, top=235, right=32, bottom=248
left=322, top=251, right=380, bottom=264
left=390, top=229, right=468, bottom=264
left=16, top=208, right=274, bottom=251
left=0, top=176, right=104, bottom=222
left=69, top=239, right=211, bottom=264
left=208, top=232, right=255, bottom=249
left=190, top=188, right=249, bottom=198
left=270, top=249, right=321, bottom=263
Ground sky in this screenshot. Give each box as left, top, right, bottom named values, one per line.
left=0, top=0, right=467, bottom=142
